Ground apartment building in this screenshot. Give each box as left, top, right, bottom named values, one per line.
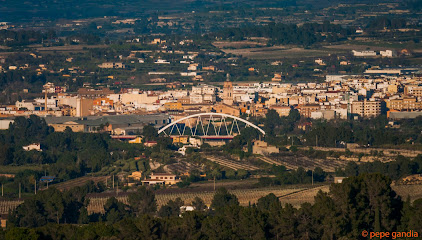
left=269, top=105, right=291, bottom=117
left=351, top=100, right=381, bottom=117
left=404, top=85, right=422, bottom=97
left=296, top=104, right=321, bottom=118
left=389, top=97, right=421, bottom=111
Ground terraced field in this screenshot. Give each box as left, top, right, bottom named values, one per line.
left=392, top=185, right=422, bottom=202
left=271, top=155, right=348, bottom=172
left=278, top=185, right=331, bottom=207
left=87, top=187, right=305, bottom=214
left=49, top=176, right=109, bottom=191
left=0, top=200, right=23, bottom=215
left=204, top=155, right=260, bottom=171
left=164, top=161, right=203, bottom=174
left=256, top=156, right=295, bottom=170
left=3, top=184, right=421, bottom=215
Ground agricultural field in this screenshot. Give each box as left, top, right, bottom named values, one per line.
left=86, top=186, right=307, bottom=214
left=392, top=185, right=422, bottom=202
left=328, top=40, right=422, bottom=51
left=256, top=156, right=294, bottom=170
left=219, top=45, right=344, bottom=59
left=1, top=184, right=421, bottom=215
left=323, top=43, right=400, bottom=51
left=94, top=158, right=148, bottom=177
left=203, top=154, right=261, bottom=171
left=164, top=161, right=204, bottom=175
left=213, top=40, right=268, bottom=49
left=270, top=153, right=349, bottom=172
left=188, top=179, right=259, bottom=191
left=0, top=200, right=23, bottom=215
left=278, top=185, right=330, bottom=208
left=0, top=165, right=43, bottom=174
left=34, top=44, right=108, bottom=52
left=50, top=176, right=109, bottom=191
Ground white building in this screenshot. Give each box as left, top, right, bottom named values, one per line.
left=192, top=84, right=216, bottom=95
left=154, top=59, right=170, bottom=64
left=98, top=62, right=125, bottom=69
left=380, top=50, right=397, bottom=58
left=23, top=143, right=42, bottom=151
left=352, top=50, right=377, bottom=57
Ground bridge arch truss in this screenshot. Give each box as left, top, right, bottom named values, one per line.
left=158, top=113, right=265, bottom=137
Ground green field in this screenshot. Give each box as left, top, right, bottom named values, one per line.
left=0, top=165, right=43, bottom=174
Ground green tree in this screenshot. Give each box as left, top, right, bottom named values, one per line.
left=211, top=187, right=239, bottom=212
left=142, top=125, right=158, bottom=141
left=192, top=197, right=206, bottom=211
left=158, top=198, right=184, bottom=217
left=4, top=228, right=40, bottom=240
left=257, top=193, right=281, bottom=213
left=8, top=199, right=47, bottom=228
left=128, top=186, right=157, bottom=216
left=329, top=173, right=402, bottom=238
left=103, top=197, right=129, bottom=224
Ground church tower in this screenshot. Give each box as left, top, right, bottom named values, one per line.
left=223, top=73, right=233, bottom=105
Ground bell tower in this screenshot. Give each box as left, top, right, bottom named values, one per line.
left=223, top=73, right=233, bottom=105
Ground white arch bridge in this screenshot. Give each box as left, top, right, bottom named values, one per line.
left=158, top=113, right=265, bottom=139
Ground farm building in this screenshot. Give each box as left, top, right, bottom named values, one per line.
left=142, top=172, right=180, bottom=186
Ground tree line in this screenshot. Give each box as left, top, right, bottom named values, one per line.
left=2, top=173, right=422, bottom=239
left=210, top=21, right=355, bottom=47
left=336, top=155, right=422, bottom=181
left=0, top=30, right=56, bottom=46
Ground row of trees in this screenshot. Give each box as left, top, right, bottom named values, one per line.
left=337, top=155, right=422, bottom=180
left=0, top=30, right=56, bottom=46
left=8, top=185, right=157, bottom=228
left=255, top=109, right=422, bottom=149
left=257, top=165, right=327, bottom=187
left=304, top=116, right=422, bottom=147
left=3, top=173, right=422, bottom=239
left=211, top=21, right=355, bottom=46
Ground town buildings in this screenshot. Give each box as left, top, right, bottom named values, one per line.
left=1, top=68, right=422, bottom=132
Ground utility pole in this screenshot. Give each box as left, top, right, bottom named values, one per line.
left=112, top=175, right=115, bottom=189
left=44, top=86, right=48, bottom=114
left=312, top=170, right=314, bottom=186
left=1, top=184, right=3, bottom=197
left=316, top=135, right=318, bottom=147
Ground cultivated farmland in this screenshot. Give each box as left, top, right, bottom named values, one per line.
left=86, top=186, right=306, bottom=214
